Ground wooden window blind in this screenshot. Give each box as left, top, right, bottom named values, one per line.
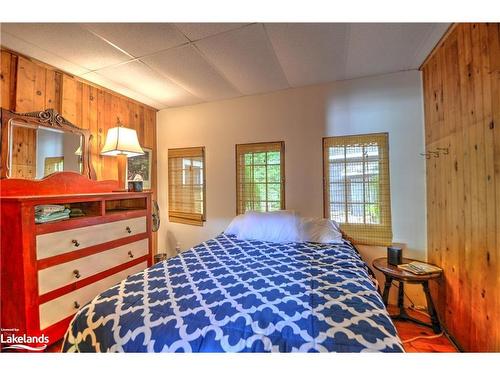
left=236, top=142, right=285, bottom=215
left=323, top=133, right=392, bottom=246
left=168, top=147, right=206, bottom=226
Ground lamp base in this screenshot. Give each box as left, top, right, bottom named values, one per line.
left=117, top=154, right=127, bottom=190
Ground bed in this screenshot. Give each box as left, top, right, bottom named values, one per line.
left=62, top=233, right=403, bottom=352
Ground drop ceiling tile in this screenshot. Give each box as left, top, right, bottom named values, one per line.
left=0, top=30, right=90, bottom=76
left=80, top=72, right=164, bottom=109
left=345, top=23, right=441, bottom=79
left=2, top=23, right=131, bottom=70
left=95, top=60, right=201, bottom=107
left=82, top=23, right=188, bottom=57
left=175, top=23, right=249, bottom=41
left=195, top=24, right=289, bottom=95
left=141, top=44, right=240, bottom=101
left=265, top=23, right=349, bottom=86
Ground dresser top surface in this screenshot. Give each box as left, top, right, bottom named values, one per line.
left=1, top=190, right=152, bottom=202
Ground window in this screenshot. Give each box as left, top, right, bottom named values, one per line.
left=168, top=147, right=205, bottom=226
left=236, top=142, right=285, bottom=214
left=323, top=133, right=392, bottom=246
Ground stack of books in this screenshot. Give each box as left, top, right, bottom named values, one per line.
left=397, top=261, right=442, bottom=275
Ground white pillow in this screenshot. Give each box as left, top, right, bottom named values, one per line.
left=227, top=210, right=301, bottom=243
left=300, top=217, right=343, bottom=244
left=224, top=214, right=245, bottom=236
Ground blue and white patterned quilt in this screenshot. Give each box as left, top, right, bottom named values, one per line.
left=62, top=234, right=403, bottom=352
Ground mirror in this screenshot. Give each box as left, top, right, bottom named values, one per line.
left=8, top=121, right=84, bottom=179
left=1, top=108, right=95, bottom=180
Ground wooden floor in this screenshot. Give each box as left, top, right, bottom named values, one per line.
left=388, top=305, right=458, bottom=353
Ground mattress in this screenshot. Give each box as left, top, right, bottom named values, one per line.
left=62, top=234, right=403, bottom=352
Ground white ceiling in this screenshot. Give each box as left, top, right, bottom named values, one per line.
left=0, top=23, right=449, bottom=109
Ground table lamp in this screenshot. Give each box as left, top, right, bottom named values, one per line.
left=101, top=119, right=144, bottom=190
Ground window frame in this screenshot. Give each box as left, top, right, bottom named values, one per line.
left=168, top=146, right=206, bottom=226
left=235, top=141, right=285, bottom=215
left=322, top=133, right=392, bottom=246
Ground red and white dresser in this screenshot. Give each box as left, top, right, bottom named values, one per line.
left=0, top=172, right=153, bottom=347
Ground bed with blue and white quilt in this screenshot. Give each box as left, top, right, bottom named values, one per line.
left=62, top=234, right=403, bottom=352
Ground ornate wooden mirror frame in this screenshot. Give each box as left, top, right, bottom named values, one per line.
left=0, top=108, right=96, bottom=180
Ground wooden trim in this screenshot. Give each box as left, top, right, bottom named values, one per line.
left=37, top=232, right=148, bottom=269
left=146, top=194, right=153, bottom=265
left=0, top=47, right=159, bottom=111
left=168, top=211, right=204, bottom=221
left=9, top=52, right=18, bottom=111
left=38, top=255, right=149, bottom=304
left=24, top=204, right=41, bottom=334
left=169, top=215, right=204, bottom=226
left=168, top=146, right=204, bottom=158
left=419, top=23, right=458, bottom=70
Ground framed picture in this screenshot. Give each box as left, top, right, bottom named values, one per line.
left=126, top=147, right=152, bottom=189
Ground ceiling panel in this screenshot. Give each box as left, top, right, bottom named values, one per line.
left=345, top=23, right=447, bottom=79
left=2, top=23, right=131, bottom=70
left=141, top=44, right=241, bottom=101
left=175, top=23, right=249, bottom=41
left=195, top=23, right=289, bottom=95
left=1, top=22, right=450, bottom=109
left=80, top=72, right=163, bottom=109
left=412, top=24, right=451, bottom=68
left=83, top=23, right=188, bottom=57
left=265, top=23, right=349, bottom=86
left=95, top=60, right=201, bottom=107
left=0, top=30, right=90, bottom=76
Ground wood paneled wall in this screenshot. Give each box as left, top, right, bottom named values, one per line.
left=1, top=48, right=158, bottom=250
left=421, top=23, right=500, bottom=352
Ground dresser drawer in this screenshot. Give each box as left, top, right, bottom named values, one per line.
left=36, top=216, right=147, bottom=260
left=39, top=261, right=147, bottom=330
left=38, top=239, right=149, bottom=295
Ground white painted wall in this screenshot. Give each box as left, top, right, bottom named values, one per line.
left=62, top=132, right=82, bottom=173
left=35, top=129, right=82, bottom=178
left=36, top=129, right=63, bottom=178
left=157, top=70, right=428, bottom=306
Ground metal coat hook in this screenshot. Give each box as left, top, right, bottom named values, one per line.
left=419, top=153, right=431, bottom=159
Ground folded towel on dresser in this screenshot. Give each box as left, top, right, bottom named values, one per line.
left=35, top=204, right=66, bottom=215
left=35, top=208, right=71, bottom=224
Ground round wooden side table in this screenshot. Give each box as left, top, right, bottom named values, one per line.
left=372, top=257, right=443, bottom=333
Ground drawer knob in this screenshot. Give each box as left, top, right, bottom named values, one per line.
left=128, top=251, right=134, bottom=258
left=126, top=226, right=132, bottom=234
left=73, top=301, right=80, bottom=309
left=72, top=239, right=80, bottom=247
left=73, top=269, right=81, bottom=279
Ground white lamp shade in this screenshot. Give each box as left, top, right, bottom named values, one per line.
left=101, top=127, right=144, bottom=157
